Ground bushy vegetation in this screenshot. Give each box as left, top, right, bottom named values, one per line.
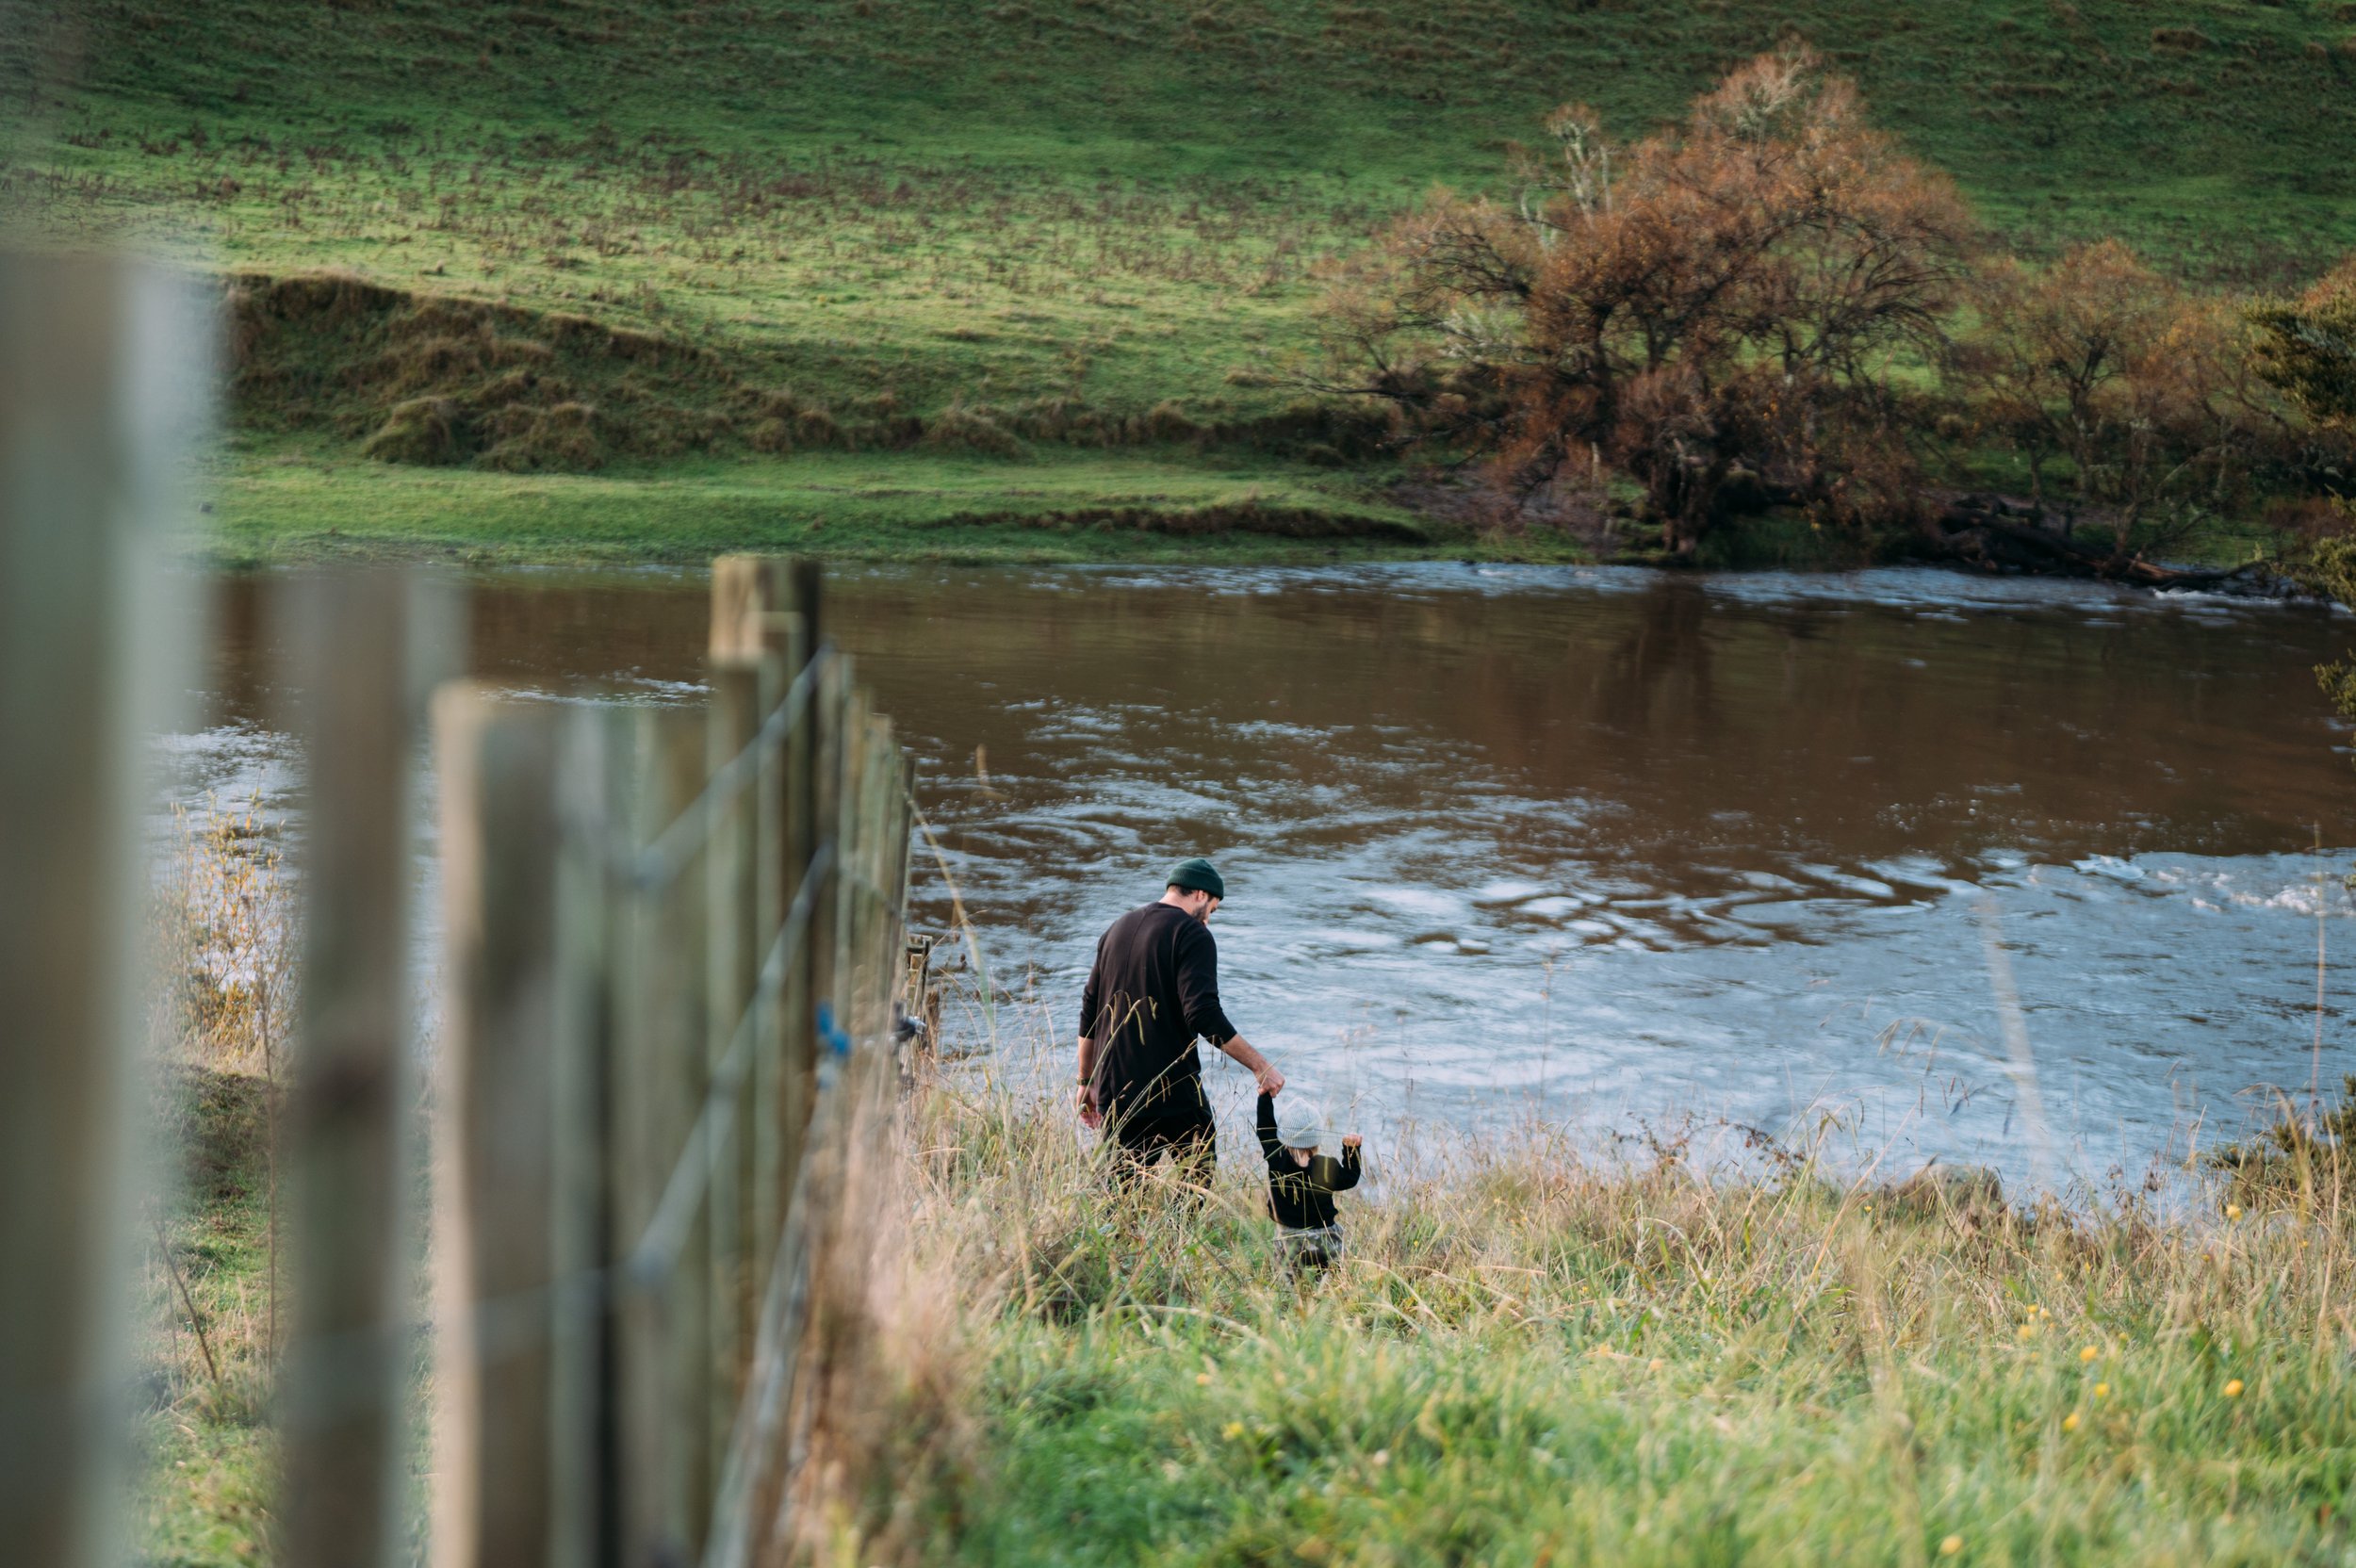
left=11, top=0, right=2356, bottom=559
left=809, top=1076, right=2356, bottom=1566
left=1315, top=49, right=2356, bottom=564
left=1318, top=52, right=1977, bottom=555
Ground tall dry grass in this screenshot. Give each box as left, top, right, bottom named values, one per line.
left=806, top=1019, right=2356, bottom=1565
left=134, top=799, right=297, bottom=1562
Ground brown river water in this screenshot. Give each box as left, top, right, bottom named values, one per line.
left=186, top=564, right=2356, bottom=1195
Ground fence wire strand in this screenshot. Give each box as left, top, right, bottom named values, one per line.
left=630, top=647, right=830, bottom=892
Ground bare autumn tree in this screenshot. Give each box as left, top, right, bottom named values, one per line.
left=1955, top=240, right=2282, bottom=563
left=1317, top=50, right=1974, bottom=555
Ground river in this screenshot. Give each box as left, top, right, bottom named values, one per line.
left=183, top=564, right=2356, bottom=1196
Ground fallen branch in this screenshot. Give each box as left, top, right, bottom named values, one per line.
left=1924, top=495, right=2291, bottom=594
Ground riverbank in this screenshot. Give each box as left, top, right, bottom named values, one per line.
left=133, top=1050, right=2356, bottom=1563
left=199, top=437, right=2299, bottom=574
left=135, top=1066, right=2355, bottom=1566
left=810, top=1083, right=2355, bottom=1566
left=202, top=436, right=1603, bottom=568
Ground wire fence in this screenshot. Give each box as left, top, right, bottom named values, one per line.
left=423, top=555, right=917, bottom=1568
left=0, top=255, right=924, bottom=1568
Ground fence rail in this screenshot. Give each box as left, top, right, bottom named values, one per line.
left=0, top=256, right=921, bottom=1568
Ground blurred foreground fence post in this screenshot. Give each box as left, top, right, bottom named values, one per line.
left=0, top=255, right=205, bottom=1568
left=0, top=242, right=920, bottom=1566
left=432, top=685, right=566, bottom=1568
left=280, top=573, right=456, bottom=1568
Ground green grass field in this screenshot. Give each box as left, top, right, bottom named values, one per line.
left=204, top=434, right=1591, bottom=566
left=9, top=0, right=2356, bottom=559
left=827, top=1082, right=2356, bottom=1567
left=139, top=1064, right=2356, bottom=1567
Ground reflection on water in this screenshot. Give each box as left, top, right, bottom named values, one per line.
left=182, top=564, right=2356, bottom=1193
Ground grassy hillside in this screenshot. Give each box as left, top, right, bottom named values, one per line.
left=9, top=0, right=2356, bottom=559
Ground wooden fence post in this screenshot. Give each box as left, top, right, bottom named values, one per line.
left=748, top=593, right=792, bottom=1318
left=647, top=708, right=716, bottom=1560
left=705, top=563, right=760, bottom=1474
left=780, top=562, right=825, bottom=1226
left=282, top=571, right=452, bottom=1568
left=710, top=558, right=801, bottom=1447
left=548, top=706, right=616, bottom=1568
left=0, top=254, right=204, bottom=1568
left=432, top=685, right=565, bottom=1568
left=849, top=710, right=885, bottom=1041
left=871, top=716, right=905, bottom=1033
left=603, top=708, right=666, bottom=1568
left=832, top=686, right=874, bottom=1036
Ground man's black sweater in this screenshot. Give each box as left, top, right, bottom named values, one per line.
left=1256, top=1092, right=1361, bottom=1230
left=1080, top=902, right=1237, bottom=1119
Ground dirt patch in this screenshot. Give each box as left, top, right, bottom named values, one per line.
left=226, top=270, right=830, bottom=472
left=223, top=271, right=1389, bottom=474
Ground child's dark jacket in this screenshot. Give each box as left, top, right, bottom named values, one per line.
left=1255, top=1092, right=1361, bottom=1230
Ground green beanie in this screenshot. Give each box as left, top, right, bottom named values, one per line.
left=1167, top=857, right=1225, bottom=901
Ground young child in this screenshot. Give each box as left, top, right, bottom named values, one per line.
left=1255, top=1092, right=1363, bottom=1270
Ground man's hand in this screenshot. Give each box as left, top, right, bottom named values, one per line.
left=1075, top=1034, right=1102, bottom=1128
left=1341, top=1134, right=1362, bottom=1150
left=1218, top=1033, right=1282, bottom=1098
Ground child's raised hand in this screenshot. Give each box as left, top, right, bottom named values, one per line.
left=1341, top=1135, right=1361, bottom=1149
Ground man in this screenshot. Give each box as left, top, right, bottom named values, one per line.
left=1076, top=857, right=1284, bottom=1185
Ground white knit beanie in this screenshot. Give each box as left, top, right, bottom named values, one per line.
left=1274, top=1095, right=1328, bottom=1152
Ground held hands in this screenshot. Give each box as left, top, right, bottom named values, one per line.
left=1341, top=1134, right=1362, bottom=1150
left=1254, top=1061, right=1285, bottom=1097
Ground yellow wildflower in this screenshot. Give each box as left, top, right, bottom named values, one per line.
left=2062, top=1412, right=2081, bottom=1432
left=2223, top=1379, right=2245, bottom=1398
left=2226, top=1204, right=2243, bottom=1220
left=2079, top=1346, right=2100, bottom=1363
left=2094, top=1382, right=2110, bottom=1398
left=1939, top=1535, right=1964, bottom=1557
left=1224, top=1421, right=1246, bottom=1440
left=1196, top=1373, right=1212, bottom=1387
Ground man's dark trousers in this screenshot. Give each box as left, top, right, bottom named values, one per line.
left=1106, top=1099, right=1215, bottom=1191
